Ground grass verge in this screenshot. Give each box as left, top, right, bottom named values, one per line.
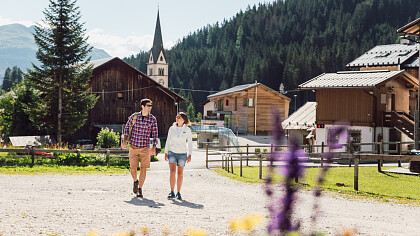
left=215, top=166, right=420, bottom=205
left=0, top=165, right=129, bottom=175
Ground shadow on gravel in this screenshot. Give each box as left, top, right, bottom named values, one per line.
left=124, top=197, right=165, bottom=208
left=170, top=199, right=204, bottom=209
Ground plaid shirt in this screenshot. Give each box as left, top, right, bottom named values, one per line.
left=123, top=111, right=158, bottom=148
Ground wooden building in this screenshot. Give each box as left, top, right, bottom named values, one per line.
left=299, top=70, right=418, bottom=152
left=71, top=57, right=185, bottom=142
left=207, top=83, right=290, bottom=135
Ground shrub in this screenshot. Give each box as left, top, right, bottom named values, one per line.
left=58, top=153, right=88, bottom=165
left=96, top=128, right=120, bottom=148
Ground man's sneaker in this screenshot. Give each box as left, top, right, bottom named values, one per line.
left=176, top=192, right=182, bottom=200
left=137, top=187, right=143, bottom=198
left=133, top=180, right=139, bottom=194
left=167, top=191, right=175, bottom=199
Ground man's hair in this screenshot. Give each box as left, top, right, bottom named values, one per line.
left=141, top=98, right=152, bottom=107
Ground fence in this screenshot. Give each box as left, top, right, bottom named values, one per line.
left=205, top=141, right=420, bottom=190
left=0, top=147, right=129, bottom=166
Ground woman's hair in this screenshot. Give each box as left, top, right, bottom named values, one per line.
left=174, top=112, right=190, bottom=126
left=179, top=112, right=189, bottom=125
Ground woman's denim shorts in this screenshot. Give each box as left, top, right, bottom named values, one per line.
left=168, top=151, right=188, bottom=167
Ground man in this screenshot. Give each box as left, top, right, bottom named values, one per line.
left=122, top=98, right=158, bottom=198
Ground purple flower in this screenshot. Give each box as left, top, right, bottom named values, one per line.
left=266, top=109, right=306, bottom=234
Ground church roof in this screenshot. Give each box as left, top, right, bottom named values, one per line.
left=151, top=10, right=166, bottom=63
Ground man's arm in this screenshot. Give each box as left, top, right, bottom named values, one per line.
left=122, top=115, right=133, bottom=149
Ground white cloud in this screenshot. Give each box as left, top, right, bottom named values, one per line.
left=87, top=28, right=177, bottom=58
left=87, top=28, right=153, bottom=58
left=0, top=16, right=34, bottom=27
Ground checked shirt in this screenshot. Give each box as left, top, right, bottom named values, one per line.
left=123, top=111, right=158, bottom=148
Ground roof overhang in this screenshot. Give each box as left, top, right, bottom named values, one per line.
left=397, top=18, right=420, bottom=37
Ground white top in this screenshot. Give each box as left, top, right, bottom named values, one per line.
left=165, top=124, right=193, bottom=156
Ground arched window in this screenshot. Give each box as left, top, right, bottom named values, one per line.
left=160, top=56, right=163, bottom=61
left=158, top=68, right=164, bottom=76
left=149, top=68, right=153, bottom=75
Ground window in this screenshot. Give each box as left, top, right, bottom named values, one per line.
left=160, top=56, right=163, bottom=61
left=248, top=98, right=254, bottom=107
left=149, top=68, right=153, bottom=75
left=234, top=97, right=237, bottom=111
left=158, top=79, right=164, bottom=86
left=243, top=97, right=247, bottom=106
left=117, top=92, right=123, bottom=99
left=158, top=68, right=164, bottom=76
left=226, top=99, right=229, bottom=106
left=348, top=129, right=361, bottom=152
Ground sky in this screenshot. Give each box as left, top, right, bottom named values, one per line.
left=0, top=0, right=274, bottom=58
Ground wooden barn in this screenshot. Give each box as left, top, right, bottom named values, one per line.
left=207, top=83, right=290, bottom=135
left=70, top=57, right=185, bottom=142
left=299, top=70, right=418, bottom=152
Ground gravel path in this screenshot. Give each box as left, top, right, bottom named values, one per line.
left=1, top=168, right=419, bottom=236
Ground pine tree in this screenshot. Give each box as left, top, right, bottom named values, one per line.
left=25, top=0, right=98, bottom=144
left=2, top=68, right=12, bottom=92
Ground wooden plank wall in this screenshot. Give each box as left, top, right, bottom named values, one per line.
left=247, top=86, right=290, bottom=135
left=316, top=88, right=373, bottom=125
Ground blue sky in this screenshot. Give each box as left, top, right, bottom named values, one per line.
left=0, top=0, right=273, bottom=57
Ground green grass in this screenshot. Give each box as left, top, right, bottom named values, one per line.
left=215, top=166, right=420, bottom=205
left=0, top=165, right=129, bottom=175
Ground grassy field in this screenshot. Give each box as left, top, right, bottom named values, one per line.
left=215, top=166, right=420, bottom=205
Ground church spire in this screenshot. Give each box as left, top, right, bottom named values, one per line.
left=147, top=9, right=168, bottom=88
left=151, top=10, right=164, bottom=63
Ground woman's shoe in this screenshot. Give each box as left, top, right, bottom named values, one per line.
left=167, top=191, right=175, bottom=199
left=176, top=192, right=182, bottom=200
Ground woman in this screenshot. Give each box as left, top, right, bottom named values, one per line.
left=164, top=112, right=193, bottom=200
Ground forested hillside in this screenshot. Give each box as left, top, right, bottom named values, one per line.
left=124, top=0, right=420, bottom=112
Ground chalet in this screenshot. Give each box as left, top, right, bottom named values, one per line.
left=207, top=83, right=290, bottom=135
left=71, top=57, right=185, bottom=142
left=299, top=70, right=418, bottom=152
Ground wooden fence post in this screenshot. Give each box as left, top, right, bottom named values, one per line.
left=240, top=154, right=243, bottom=177
left=354, top=156, right=359, bottom=191
left=230, top=155, right=234, bottom=174
left=106, top=149, right=110, bottom=166
left=206, top=145, right=209, bottom=169
left=227, top=154, right=230, bottom=173
left=246, top=144, right=249, bottom=166
left=397, top=142, right=402, bottom=167
left=321, top=142, right=324, bottom=167
left=30, top=146, right=35, bottom=165
left=259, top=154, right=262, bottom=180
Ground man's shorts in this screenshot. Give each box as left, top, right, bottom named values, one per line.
left=129, top=145, right=150, bottom=169
left=168, top=151, right=187, bottom=167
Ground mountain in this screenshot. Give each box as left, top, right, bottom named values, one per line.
left=0, top=23, right=110, bottom=80
left=124, top=0, right=420, bottom=113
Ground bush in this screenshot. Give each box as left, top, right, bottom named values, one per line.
left=97, top=128, right=120, bottom=148
left=58, top=153, right=88, bottom=165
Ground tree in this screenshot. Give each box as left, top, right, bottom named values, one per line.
left=25, top=0, right=98, bottom=144
left=186, top=103, right=196, bottom=122
left=0, top=82, right=40, bottom=142
left=2, top=68, right=12, bottom=92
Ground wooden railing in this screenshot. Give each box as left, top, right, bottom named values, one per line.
left=0, top=148, right=129, bottom=166
left=205, top=141, right=420, bottom=190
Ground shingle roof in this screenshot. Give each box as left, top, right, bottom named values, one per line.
left=282, top=102, right=316, bottom=130
left=299, top=70, right=404, bottom=89
left=207, top=83, right=290, bottom=100
left=346, top=44, right=418, bottom=68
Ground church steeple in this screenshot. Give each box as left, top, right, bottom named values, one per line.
left=147, top=10, right=168, bottom=88
left=151, top=10, right=164, bottom=64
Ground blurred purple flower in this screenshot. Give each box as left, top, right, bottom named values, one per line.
left=266, top=109, right=306, bottom=234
